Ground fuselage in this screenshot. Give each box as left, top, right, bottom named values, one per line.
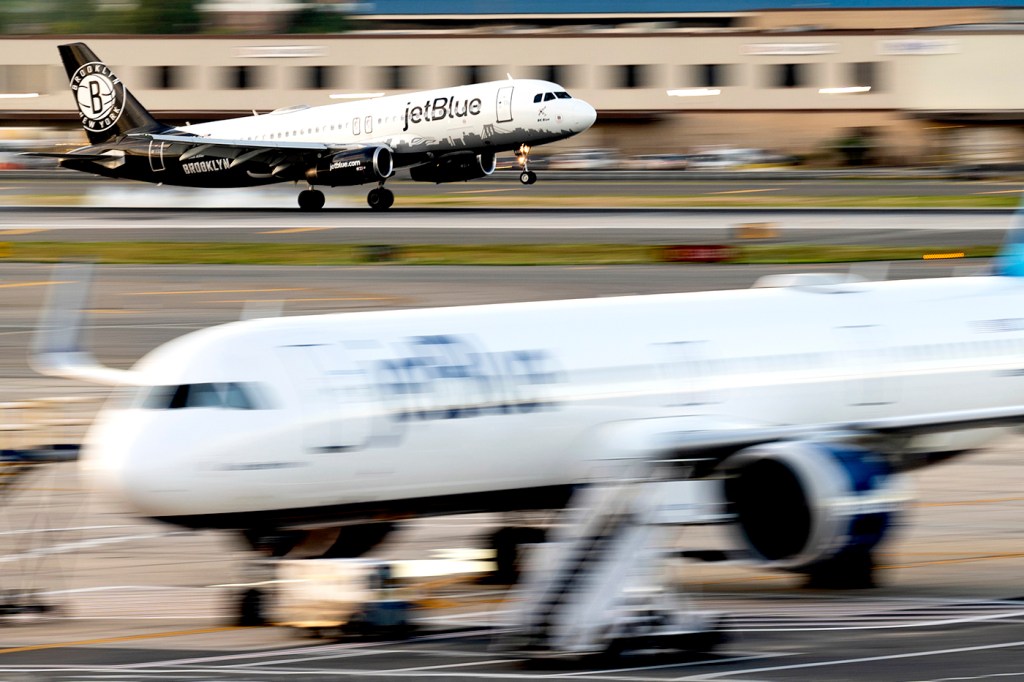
left=82, top=274, right=1024, bottom=529
left=62, top=79, right=595, bottom=188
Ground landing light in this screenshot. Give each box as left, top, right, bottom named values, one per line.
left=818, top=86, right=872, bottom=95
left=666, top=88, right=721, bottom=97
left=329, top=92, right=385, bottom=100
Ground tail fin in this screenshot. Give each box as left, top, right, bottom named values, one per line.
left=59, top=42, right=167, bottom=145
left=994, top=194, right=1024, bottom=277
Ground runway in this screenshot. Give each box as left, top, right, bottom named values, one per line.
left=0, top=206, right=1013, bottom=247
left=0, top=261, right=1022, bottom=680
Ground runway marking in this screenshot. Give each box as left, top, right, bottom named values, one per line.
left=450, top=189, right=518, bottom=194
left=260, top=227, right=332, bottom=234
left=710, top=189, right=781, bottom=195
left=976, top=189, right=1024, bottom=194
left=119, top=627, right=501, bottom=669
left=123, top=287, right=307, bottom=296
left=555, top=653, right=792, bottom=678
left=880, top=552, right=1024, bottom=570
left=918, top=495, right=1024, bottom=507
left=0, top=280, right=67, bottom=289
left=0, top=626, right=239, bottom=655
left=0, top=228, right=48, bottom=235
left=217, top=296, right=395, bottom=304
left=378, top=658, right=520, bottom=673
left=0, top=532, right=181, bottom=564
left=0, top=525, right=135, bottom=536
left=685, top=639, right=1024, bottom=680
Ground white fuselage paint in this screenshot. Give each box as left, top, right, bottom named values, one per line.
left=179, top=79, right=595, bottom=159
left=81, top=275, right=1024, bottom=523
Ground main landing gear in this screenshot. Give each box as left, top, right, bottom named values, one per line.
left=367, top=185, right=395, bottom=210
left=297, top=188, right=325, bottom=211
left=518, top=143, right=537, bottom=185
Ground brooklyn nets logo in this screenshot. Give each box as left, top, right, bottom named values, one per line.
left=70, top=62, right=126, bottom=133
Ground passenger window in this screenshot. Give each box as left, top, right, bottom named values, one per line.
left=353, top=117, right=360, bottom=135
left=544, top=92, right=556, bottom=101
left=365, top=115, right=372, bottom=134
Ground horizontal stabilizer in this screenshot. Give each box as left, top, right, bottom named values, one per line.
left=21, top=151, right=113, bottom=161
left=32, top=263, right=139, bottom=386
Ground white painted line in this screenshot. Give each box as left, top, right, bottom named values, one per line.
left=683, top=639, right=1024, bottom=680
left=0, top=524, right=136, bottom=536
left=0, top=532, right=181, bottom=564
left=383, top=658, right=519, bottom=673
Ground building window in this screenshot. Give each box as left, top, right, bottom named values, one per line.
left=227, top=65, right=258, bottom=89
left=382, top=65, right=411, bottom=90
left=542, top=65, right=562, bottom=84
left=773, top=63, right=807, bottom=88
left=698, top=63, right=729, bottom=88
left=616, top=64, right=647, bottom=89
left=150, top=65, right=182, bottom=89
left=459, top=65, right=483, bottom=85
left=851, top=62, right=880, bottom=90
left=305, top=65, right=332, bottom=90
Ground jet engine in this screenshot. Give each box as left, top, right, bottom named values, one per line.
left=305, top=147, right=393, bottom=186
left=409, top=151, right=496, bottom=183
left=719, top=442, right=909, bottom=577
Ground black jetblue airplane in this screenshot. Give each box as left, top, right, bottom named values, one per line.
left=32, top=43, right=596, bottom=210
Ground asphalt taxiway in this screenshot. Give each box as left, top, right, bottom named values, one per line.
left=0, top=206, right=1014, bottom=248
left=0, top=261, right=1021, bottom=680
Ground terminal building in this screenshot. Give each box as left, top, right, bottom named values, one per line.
left=2, top=1, right=1024, bottom=165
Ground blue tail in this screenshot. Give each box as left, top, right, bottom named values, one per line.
left=993, top=193, right=1024, bottom=277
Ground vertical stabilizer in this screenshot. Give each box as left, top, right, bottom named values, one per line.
left=58, top=42, right=167, bottom=145
left=994, top=193, right=1024, bottom=277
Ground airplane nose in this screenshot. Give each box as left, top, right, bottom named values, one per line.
left=575, top=100, right=597, bottom=132
left=80, top=410, right=181, bottom=517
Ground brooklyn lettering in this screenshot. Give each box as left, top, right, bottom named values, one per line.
left=403, top=96, right=482, bottom=131
left=182, top=158, right=229, bottom=175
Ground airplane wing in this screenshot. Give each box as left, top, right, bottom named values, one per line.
left=129, top=132, right=371, bottom=171
left=589, top=408, right=1024, bottom=475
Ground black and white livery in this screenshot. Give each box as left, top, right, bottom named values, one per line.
left=34, top=43, right=597, bottom=210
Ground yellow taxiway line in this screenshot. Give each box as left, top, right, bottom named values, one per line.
left=0, top=626, right=241, bottom=655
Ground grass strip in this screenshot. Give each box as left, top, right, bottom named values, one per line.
left=0, top=241, right=1001, bottom=266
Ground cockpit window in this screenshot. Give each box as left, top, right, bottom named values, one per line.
left=543, top=92, right=556, bottom=102
left=555, top=91, right=571, bottom=99
left=139, top=382, right=267, bottom=410
left=533, top=93, right=543, bottom=103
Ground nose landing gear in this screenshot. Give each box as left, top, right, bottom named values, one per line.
left=297, top=187, right=325, bottom=211
left=517, top=144, right=537, bottom=185
left=367, top=184, right=395, bottom=210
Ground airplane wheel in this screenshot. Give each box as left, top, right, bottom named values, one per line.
left=368, top=188, right=392, bottom=211
left=520, top=170, right=537, bottom=185
left=298, top=189, right=325, bottom=211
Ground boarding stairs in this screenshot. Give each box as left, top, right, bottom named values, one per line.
left=506, top=464, right=727, bottom=657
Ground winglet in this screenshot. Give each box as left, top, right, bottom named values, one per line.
left=32, top=263, right=138, bottom=386
left=993, top=193, right=1024, bottom=277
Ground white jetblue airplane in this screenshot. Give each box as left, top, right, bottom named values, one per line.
left=33, top=225, right=1024, bottom=593
left=32, top=43, right=596, bottom=210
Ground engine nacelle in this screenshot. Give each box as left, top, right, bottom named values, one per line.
left=719, top=442, right=909, bottom=571
left=305, top=147, right=393, bottom=186
left=409, top=152, right=496, bottom=184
